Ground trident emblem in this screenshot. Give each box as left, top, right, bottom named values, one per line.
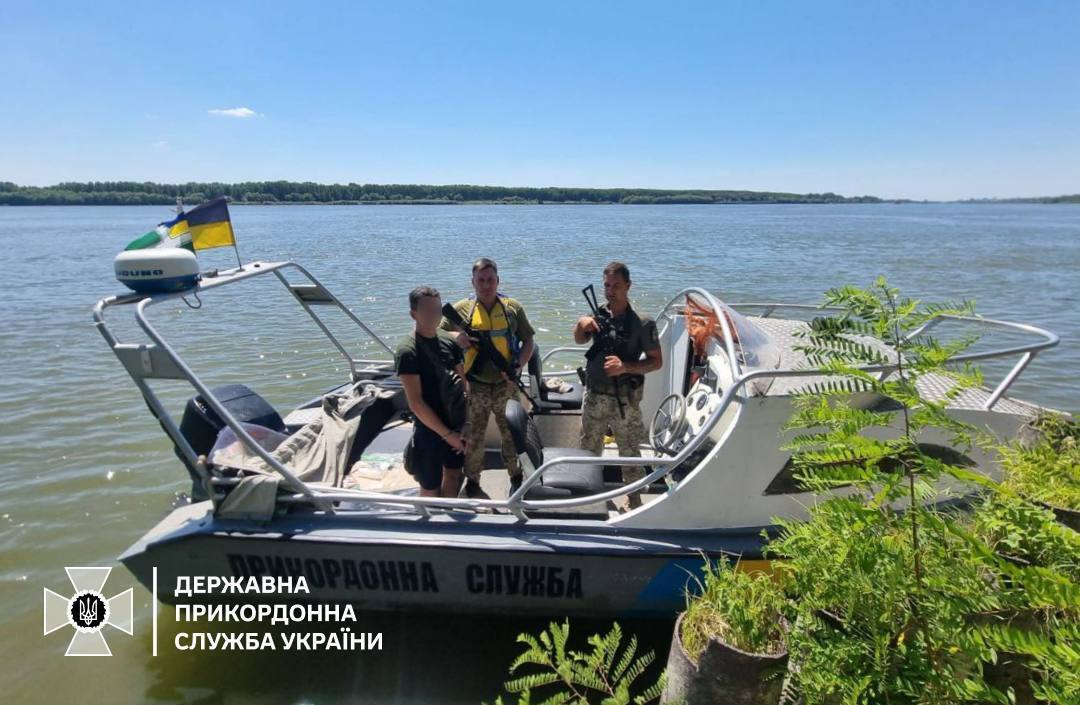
left=77, top=595, right=99, bottom=627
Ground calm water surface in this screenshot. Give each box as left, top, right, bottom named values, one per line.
left=1, top=204, right=1077, bottom=704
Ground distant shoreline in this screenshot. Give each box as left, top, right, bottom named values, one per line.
left=0, top=181, right=884, bottom=206
left=2, top=199, right=1078, bottom=206
left=0, top=181, right=1076, bottom=206
left=0, top=199, right=914, bottom=206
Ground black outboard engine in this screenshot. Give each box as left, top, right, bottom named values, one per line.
left=176, top=384, right=285, bottom=500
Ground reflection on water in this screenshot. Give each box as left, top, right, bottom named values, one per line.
left=2, top=204, right=1077, bottom=704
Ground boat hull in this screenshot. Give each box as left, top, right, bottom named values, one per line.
left=119, top=502, right=772, bottom=618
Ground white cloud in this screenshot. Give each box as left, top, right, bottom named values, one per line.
left=208, top=107, right=260, bottom=118
left=151, top=140, right=168, bottom=148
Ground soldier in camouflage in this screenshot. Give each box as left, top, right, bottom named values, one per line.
left=573, top=261, right=663, bottom=510
left=442, top=257, right=535, bottom=499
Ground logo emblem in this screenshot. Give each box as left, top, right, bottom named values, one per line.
left=44, top=567, right=133, bottom=656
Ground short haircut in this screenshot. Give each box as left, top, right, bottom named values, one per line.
left=409, top=285, right=440, bottom=311
left=472, top=257, right=498, bottom=276
left=603, top=261, right=631, bottom=283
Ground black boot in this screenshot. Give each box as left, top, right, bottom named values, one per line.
left=464, top=479, right=490, bottom=500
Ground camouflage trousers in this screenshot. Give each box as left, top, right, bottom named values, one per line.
left=580, top=384, right=647, bottom=492
left=463, top=380, right=521, bottom=481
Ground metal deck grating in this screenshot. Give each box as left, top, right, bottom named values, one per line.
left=744, top=316, right=1038, bottom=415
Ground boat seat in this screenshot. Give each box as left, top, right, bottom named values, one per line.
left=527, top=344, right=583, bottom=411
left=504, top=399, right=603, bottom=498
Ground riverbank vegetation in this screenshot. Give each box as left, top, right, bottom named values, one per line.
left=1002, top=414, right=1080, bottom=513
left=763, top=280, right=1078, bottom=704
left=961, top=195, right=1080, bottom=204
left=0, top=181, right=882, bottom=206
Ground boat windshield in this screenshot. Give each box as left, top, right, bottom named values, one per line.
left=685, top=294, right=781, bottom=395
left=725, top=305, right=781, bottom=373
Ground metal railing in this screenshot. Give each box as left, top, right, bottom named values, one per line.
left=95, top=261, right=398, bottom=514
left=540, top=345, right=590, bottom=372
left=95, top=262, right=1059, bottom=521
left=722, top=303, right=1060, bottom=411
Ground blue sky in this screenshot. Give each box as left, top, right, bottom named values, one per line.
left=2, top=1, right=1078, bottom=200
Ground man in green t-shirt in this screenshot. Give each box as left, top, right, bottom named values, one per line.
left=441, top=257, right=535, bottom=499
left=396, top=286, right=468, bottom=498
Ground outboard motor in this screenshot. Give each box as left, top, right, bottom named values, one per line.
left=176, top=384, right=285, bottom=499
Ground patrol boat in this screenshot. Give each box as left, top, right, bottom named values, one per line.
left=95, top=259, right=1060, bottom=617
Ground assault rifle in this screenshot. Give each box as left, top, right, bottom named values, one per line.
left=441, top=303, right=536, bottom=406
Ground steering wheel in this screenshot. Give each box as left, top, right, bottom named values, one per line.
left=650, top=393, right=689, bottom=456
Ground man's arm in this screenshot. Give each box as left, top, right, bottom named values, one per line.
left=602, top=319, right=663, bottom=376
left=454, top=362, right=469, bottom=397
left=635, top=319, right=664, bottom=373
left=573, top=316, right=598, bottom=344
left=510, top=301, right=536, bottom=368
left=400, top=374, right=451, bottom=438
left=441, top=301, right=474, bottom=349
left=624, top=348, right=663, bottom=374
left=603, top=348, right=662, bottom=377
left=517, top=339, right=535, bottom=369
left=438, top=301, right=462, bottom=333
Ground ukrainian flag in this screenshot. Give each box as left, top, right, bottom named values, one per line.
left=169, top=196, right=236, bottom=251
left=124, top=215, right=194, bottom=251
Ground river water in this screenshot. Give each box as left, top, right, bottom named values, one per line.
left=1, top=203, right=1077, bottom=704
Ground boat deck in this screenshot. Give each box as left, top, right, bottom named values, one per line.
left=749, top=316, right=1040, bottom=416
left=341, top=423, right=663, bottom=517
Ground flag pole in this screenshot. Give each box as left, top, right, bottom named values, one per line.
left=225, top=197, right=242, bottom=270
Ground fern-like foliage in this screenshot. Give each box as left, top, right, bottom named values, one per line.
left=770, top=278, right=1079, bottom=704
left=785, top=276, right=982, bottom=499
left=489, top=621, right=664, bottom=705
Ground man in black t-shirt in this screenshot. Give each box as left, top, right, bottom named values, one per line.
left=395, top=286, right=468, bottom=497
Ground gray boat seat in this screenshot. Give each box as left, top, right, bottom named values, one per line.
left=527, top=344, right=583, bottom=411
left=504, top=399, right=603, bottom=498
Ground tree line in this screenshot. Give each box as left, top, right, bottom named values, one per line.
left=0, top=181, right=885, bottom=206
left=960, top=194, right=1080, bottom=204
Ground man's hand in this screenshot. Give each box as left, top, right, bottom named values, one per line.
left=454, top=331, right=475, bottom=349
left=444, top=431, right=466, bottom=454
left=603, top=355, right=626, bottom=377
left=573, top=316, right=600, bottom=345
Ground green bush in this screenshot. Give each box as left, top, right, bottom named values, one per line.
left=681, top=557, right=787, bottom=658
left=766, top=278, right=1079, bottom=704
left=1002, top=415, right=1080, bottom=510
